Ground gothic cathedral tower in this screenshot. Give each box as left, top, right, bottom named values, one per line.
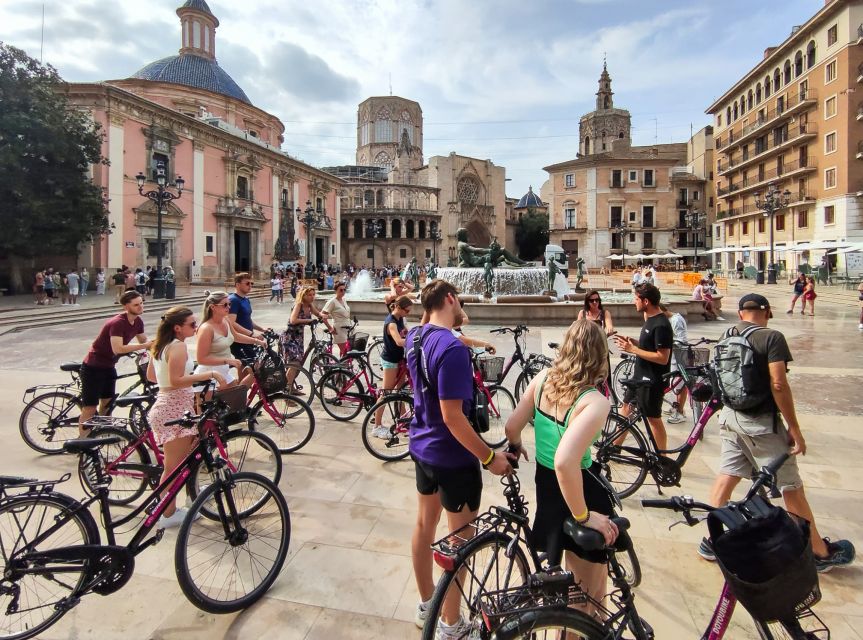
left=356, top=97, right=424, bottom=174
left=579, top=63, right=631, bottom=156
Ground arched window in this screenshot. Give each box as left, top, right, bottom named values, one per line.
left=726, top=106, right=732, bottom=123
left=755, top=83, right=762, bottom=104
left=236, top=176, right=249, bottom=199
left=376, top=189, right=384, bottom=207
left=374, top=151, right=392, bottom=173
left=783, top=60, right=791, bottom=84
left=353, top=220, right=363, bottom=238
left=457, top=176, right=481, bottom=204
left=364, top=190, right=374, bottom=207
left=764, top=75, right=771, bottom=97
left=392, top=219, right=402, bottom=238
left=739, top=97, right=745, bottom=115
left=618, top=132, right=625, bottom=138
left=733, top=103, right=738, bottom=120
left=406, top=220, right=415, bottom=238
left=806, top=40, right=816, bottom=69
left=377, top=218, right=385, bottom=238
left=281, top=189, right=289, bottom=208
left=747, top=90, right=753, bottom=110
left=419, top=220, right=426, bottom=238
left=603, top=96, right=610, bottom=109
left=794, top=51, right=803, bottom=77
left=773, top=68, right=781, bottom=90
left=584, top=136, right=590, bottom=154
left=340, top=219, right=348, bottom=239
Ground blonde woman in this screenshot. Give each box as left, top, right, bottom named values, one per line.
left=194, top=291, right=265, bottom=388
left=505, top=319, right=620, bottom=619
left=283, top=286, right=333, bottom=391
left=322, top=281, right=351, bottom=356
left=384, top=276, right=414, bottom=307
left=146, top=307, right=226, bottom=527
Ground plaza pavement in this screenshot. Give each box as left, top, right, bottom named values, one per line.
left=0, top=281, right=860, bottom=638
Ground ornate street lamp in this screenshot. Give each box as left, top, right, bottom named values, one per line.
left=614, top=220, right=631, bottom=269
left=754, top=184, right=791, bottom=284
left=135, top=161, right=183, bottom=298
left=685, top=209, right=706, bottom=269
left=365, top=219, right=384, bottom=270
left=296, top=200, right=332, bottom=278
left=429, top=227, right=442, bottom=265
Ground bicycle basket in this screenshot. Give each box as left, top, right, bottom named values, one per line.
left=709, top=502, right=820, bottom=622
left=673, top=345, right=711, bottom=368
left=211, top=385, right=249, bottom=427
left=477, top=355, right=505, bottom=383
left=351, top=332, right=369, bottom=352
left=253, top=352, right=287, bottom=396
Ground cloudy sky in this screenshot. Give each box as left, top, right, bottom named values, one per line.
left=1, top=0, right=824, bottom=198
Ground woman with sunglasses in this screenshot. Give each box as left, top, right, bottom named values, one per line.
left=194, top=291, right=265, bottom=389
left=577, top=290, right=616, bottom=337
left=322, top=281, right=351, bottom=356
left=146, top=306, right=227, bottom=527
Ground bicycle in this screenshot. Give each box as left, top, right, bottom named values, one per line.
left=76, top=384, right=283, bottom=507
left=641, top=454, right=830, bottom=640
left=594, top=364, right=723, bottom=499
left=488, top=325, right=553, bottom=401
left=422, top=468, right=646, bottom=640
left=18, top=352, right=157, bottom=455
left=471, top=349, right=518, bottom=449
left=256, top=329, right=316, bottom=406
left=0, top=399, right=291, bottom=639
left=360, top=390, right=414, bottom=461
left=317, top=349, right=409, bottom=421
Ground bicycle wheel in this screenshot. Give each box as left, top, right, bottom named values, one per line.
left=318, top=368, right=365, bottom=421
left=175, top=472, right=290, bottom=613
left=77, top=426, right=153, bottom=506
left=18, top=391, right=81, bottom=455
left=753, top=610, right=827, bottom=640
left=0, top=492, right=100, bottom=640
left=249, top=393, right=316, bottom=453
left=366, top=338, right=385, bottom=382
left=361, top=394, right=413, bottom=461
left=188, top=430, right=283, bottom=516
left=483, top=385, right=515, bottom=449
left=126, top=399, right=153, bottom=437
left=494, top=609, right=607, bottom=639
left=422, top=532, right=531, bottom=640
left=309, top=352, right=339, bottom=382
left=616, top=543, right=642, bottom=588
left=593, top=414, right=649, bottom=500
left=285, top=363, right=316, bottom=405
left=611, top=358, right=635, bottom=406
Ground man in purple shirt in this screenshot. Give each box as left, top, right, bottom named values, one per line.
left=407, top=280, right=512, bottom=634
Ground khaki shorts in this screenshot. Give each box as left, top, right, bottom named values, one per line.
left=717, top=408, right=803, bottom=491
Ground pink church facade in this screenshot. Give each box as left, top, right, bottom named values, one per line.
left=68, top=0, right=341, bottom=282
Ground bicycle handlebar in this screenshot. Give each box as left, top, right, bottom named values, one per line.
left=489, top=325, right=528, bottom=335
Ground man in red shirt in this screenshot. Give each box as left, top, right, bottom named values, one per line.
left=78, top=290, right=152, bottom=435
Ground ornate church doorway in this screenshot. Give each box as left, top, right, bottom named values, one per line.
left=234, top=230, right=251, bottom=272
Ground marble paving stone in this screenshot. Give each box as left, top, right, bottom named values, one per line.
left=304, top=607, right=418, bottom=639
left=287, top=496, right=381, bottom=547
left=278, top=462, right=361, bottom=502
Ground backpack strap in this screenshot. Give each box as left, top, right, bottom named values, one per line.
left=412, top=325, right=434, bottom=393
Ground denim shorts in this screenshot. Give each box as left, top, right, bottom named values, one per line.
left=380, top=358, right=401, bottom=370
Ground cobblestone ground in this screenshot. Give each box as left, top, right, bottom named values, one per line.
left=0, top=283, right=860, bottom=638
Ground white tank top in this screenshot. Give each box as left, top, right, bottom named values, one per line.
left=154, top=339, right=194, bottom=388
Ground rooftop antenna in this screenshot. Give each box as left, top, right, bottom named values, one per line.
left=39, top=3, right=45, bottom=63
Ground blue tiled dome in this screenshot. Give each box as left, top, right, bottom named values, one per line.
left=132, top=53, right=250, bottom=104
left=516, top=186, right=543, bottom=209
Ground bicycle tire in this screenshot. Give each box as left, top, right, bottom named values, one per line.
left=0, top=492, right=100, bottom=640
left=483, top=385, right=515, bottom=449
left=593, top=414, right=649, bottom=500
left=175, top=471, right=290, bottom=613
left=77, top=426, right=152, bottom=506
left=126, top=399, right=153, bottom=437
left=249, top=393, right=316, bottom=453
left=318, top=368, right=365, bottom=421
left=494, top=608, right=608, bottom=639
left=284, top=363, right=316, bottom=405
left=361, top=394, right=413, bottom=461
left=422, top=532, right=531, bottom=640
left=616, top=543, right=642, bottom=588
left=309, top=352, right=339, bottom=382
left=366, top=338, right=385, bottom=382
left=18, top=391, right=82, bottom=455
left=188, top=430, right=282, bottom=518
left=611, top=358, right=635, bottom=407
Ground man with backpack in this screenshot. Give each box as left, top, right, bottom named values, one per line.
left=702, top=293, right=855, bottom=572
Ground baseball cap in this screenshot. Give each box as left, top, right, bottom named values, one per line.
left=739, top=293, right=772, bottom=315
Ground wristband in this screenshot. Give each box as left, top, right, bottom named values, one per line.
left=481, top=449, right=495, bottom=467
left=574, top=509, right=590, bottom=524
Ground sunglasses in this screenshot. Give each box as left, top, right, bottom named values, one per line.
left=216, top=301, right=230, bottom=308
left=185, top=321, right=198, bottom=329
left=242, top=281, right=254, bottom=286
left=588, top=298, right=600, bottom=303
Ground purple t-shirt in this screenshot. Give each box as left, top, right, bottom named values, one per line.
left=407, top=324, right=475, bottom=468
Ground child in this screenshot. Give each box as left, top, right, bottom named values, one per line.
left=801, top=276, right=816, bottom=316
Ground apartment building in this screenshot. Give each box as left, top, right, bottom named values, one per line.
left=707, top=0, right=863, bottom=274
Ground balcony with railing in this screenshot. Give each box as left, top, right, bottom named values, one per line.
left=717, top=123, right=817, bottom=176
left=716, top=88, right=817, bottom=153
left=717, top=158, right=816, bottom=199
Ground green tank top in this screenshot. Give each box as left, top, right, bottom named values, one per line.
left=533, top=373, right=598, bottom=471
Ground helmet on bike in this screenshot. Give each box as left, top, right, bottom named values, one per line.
left=690, top=379, right=714, bottom=402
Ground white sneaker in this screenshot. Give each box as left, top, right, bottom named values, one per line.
left=159, top=507, right=200, bottom=529
left=372, top=426, right=391, bottom=440
left=859, top=323, right=863, bottom=330
left=716, top=316, right=726, bottom=321
left=667, top=410, right=686, bottom=424
left=415, top=599, right=430, bottom=628
left=435, top=616, right=471, bottom=639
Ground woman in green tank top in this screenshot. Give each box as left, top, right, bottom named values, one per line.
left=505, top=318, right=620, bottom=619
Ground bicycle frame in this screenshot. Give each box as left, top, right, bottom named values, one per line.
left=472, top=369, right=506, bottom=419
left=330, top=356, right=408, bottom=408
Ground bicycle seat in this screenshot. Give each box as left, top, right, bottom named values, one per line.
left=114, top=393, right=154, bottom=408
left=618, top=377, right=653, bottom=390
left=0, top=476, right=35, bottom=487
left=548, top=342, right=559, bottom=350
left=63, top=436, right=122, bottom=454
left=60, top=362, right=83, bottom=372
left=563, top=516, right=630, bottom=552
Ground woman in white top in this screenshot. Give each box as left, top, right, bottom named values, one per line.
left=147, top=306, right=226, bottom=527
left=322, top=281, right=351, bottom=356
left=194, top=291, right=264, bottom=388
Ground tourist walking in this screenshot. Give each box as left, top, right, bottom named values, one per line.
left=66, top=268, right=80, bottom=306
left=322, top=281, right=351, bottom=356
left=95, top=268, right=106, bottom=295
left=269, top=272, right=284, bottom=304
left=194, top=291, right=264, bottom=389
left=112, top=269, right=125, bottom=302
left=33, top=269, right=45, bottom=305
left=79, top=267, right=89, bottom=296
left=147, top=306, right=226, bottom=527
left=801, top=276, right=817, bottom=316
left=227, top=273, right=267, bottom=364
left=505, top=319, right=619, bottom=619
left=78, top=290, right=152, bottom=436
left=56, top=272, right=68, bottom=305
left=43, top=268, right=55, bottom=304
left=124, top=268, right=137, bottom=294
left=614, top=283, right=673, bottom=451
left=407, top=280, right=513, bottom=634
left=736, top=259, right=745, bottom=279
left=701, top=294, right=855, bottom=572
left=134, top=268, right=148, bottom=297
left=787, top=272, right=807, bottom=314
left=661, top=303, right=689, bottom=425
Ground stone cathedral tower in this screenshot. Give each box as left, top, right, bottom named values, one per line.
left=579, top=63, right=631, bottom=156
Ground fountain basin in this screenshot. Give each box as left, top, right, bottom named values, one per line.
left=435, top=267, right=549, bottom=297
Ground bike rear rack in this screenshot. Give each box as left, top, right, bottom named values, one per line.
left=0, top=473, right=72, bottom=500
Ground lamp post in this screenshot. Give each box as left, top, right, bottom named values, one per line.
left=136, top=161, right=183, bottom=299
left=296, top=200, right=332, bottom=279
left=685, top=209, right=706, bottom=269
left=754, top=184, right=791, bottom=284
left=365, top=219, right=384, bottom=270
left=430, top=227, right=442, bottom=265
left=614, top=220, right=631, bottom=269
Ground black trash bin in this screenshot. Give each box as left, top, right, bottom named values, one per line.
left=766, top=266, right=777, bottom=284
left=152, top=278, right=166, bottom=299
left=165, top=280, right=176, bottom=299
left=755, top=270, right=765, bottom=285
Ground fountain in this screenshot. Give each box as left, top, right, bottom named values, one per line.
left=435, top=267, right=548, bottom=297
left=348, top=270, right=375, bottom=296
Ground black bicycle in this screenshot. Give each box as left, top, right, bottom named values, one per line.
left=488, top=326, right=553, bottom=401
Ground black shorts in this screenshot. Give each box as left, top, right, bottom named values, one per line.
left=413, top=458, right=482, bottom=513
left=80, top=364, right=117, bottom=407
left=623, top=382, right=664, bottom=418
left=45, top=288, right=54, bottom=298
left=532, top=462, right=614, bottom=564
